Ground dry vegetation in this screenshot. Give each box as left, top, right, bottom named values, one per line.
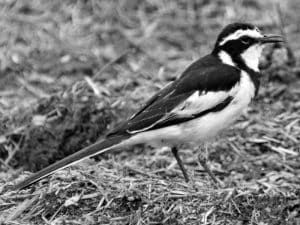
left=0, top=0, right=300, bottom=224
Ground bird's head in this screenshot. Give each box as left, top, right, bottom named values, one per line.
left=212, top=23, right=283, bottom=72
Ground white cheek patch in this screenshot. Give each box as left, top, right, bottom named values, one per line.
left=220, top=29, right=263, bottom=46
left=218, top=51, right=235, bottom=67
left=241, top=44, right=263, bottom=72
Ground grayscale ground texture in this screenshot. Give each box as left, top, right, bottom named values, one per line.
left=0, top=0, right=299, bottom=224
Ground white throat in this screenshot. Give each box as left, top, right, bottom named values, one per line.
left=240, top=44, right=263, bottom=72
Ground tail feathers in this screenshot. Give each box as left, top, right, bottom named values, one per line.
left=13, top=135, right=130, bottom=190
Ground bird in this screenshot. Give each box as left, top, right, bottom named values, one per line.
left=13, top=23, right=283, bottom=190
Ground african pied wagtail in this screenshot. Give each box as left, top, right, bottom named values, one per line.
left=14, top=23, right=283, bottom=190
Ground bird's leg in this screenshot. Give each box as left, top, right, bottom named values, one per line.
left=197, top=145, right=223, bottom=187
left=171, top=147, right=189, bottom=182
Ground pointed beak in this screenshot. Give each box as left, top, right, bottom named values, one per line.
left=260, top=34, right=284, bottom=44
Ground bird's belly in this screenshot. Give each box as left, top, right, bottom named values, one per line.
left=178, top=101, right=247, bottom=143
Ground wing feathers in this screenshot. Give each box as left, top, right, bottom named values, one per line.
left=150, top=95, right=234, bottom=130
left=126, top=91, right=194, bottom=133
left=109, top=55, right=241, bottom=136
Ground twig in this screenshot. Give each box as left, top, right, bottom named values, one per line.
left=0, top=158, right=12, bottom=170
left=202, top=206, right=215, bottom=224
left=266, top=144, right=298, bottom=156
left=4, top=134, right=25, bottom=165
left=17, top=77, right=49, bottom=98
left=197, top=152, right=225, bottom=188
left=93, top=49, right=131, bottom=80
left=5, top=195, right=39, bottom=222
left=84, top=76, right=101, bottom=97
left=276, top=4, right=296, bottom=66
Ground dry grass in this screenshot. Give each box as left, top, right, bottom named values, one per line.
left=0, top=0, right=299, bottom=224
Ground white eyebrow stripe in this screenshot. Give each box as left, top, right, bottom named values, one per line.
left=219, top=29, right=263, bottom=46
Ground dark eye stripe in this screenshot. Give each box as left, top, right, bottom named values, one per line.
left=240, top=36, right=257, bottom=44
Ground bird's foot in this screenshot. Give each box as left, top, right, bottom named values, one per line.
left=197, top=151, right=225, bottom=188
left=171, top=147, right=190, bottom=182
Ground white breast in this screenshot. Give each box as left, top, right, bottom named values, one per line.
left=179, top=71, right=255, bottom=143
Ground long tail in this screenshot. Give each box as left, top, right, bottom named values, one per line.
left=13, top=135, right=132, bottom=190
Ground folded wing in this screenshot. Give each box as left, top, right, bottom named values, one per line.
left=108, top=55, right=241, bottom=136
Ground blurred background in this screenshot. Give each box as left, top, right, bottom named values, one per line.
left=0, top=0, right=299, bottom=224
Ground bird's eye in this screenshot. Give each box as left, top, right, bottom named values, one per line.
left=240, top=37, right=251, bottom=45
